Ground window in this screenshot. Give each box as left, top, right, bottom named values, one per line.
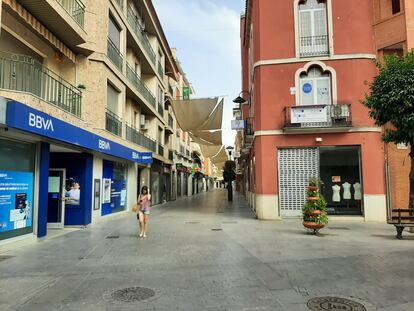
left=299, top=0, right=328, bottom=57
left=107, top=84, right=119, bottom=114
left=157, top=86, right=163, bottom=105
left=132, top=111, right=139, bottom=128
left=158, top=127, right=163, bottom=144
left=108, top=16, right=121, bottom=49
left=299, top=67, right=331, bottom=105
left=392, top=0, right=401, bottom=14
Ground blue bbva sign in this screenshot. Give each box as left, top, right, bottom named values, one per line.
left=6, top=101, right=153, bottom=164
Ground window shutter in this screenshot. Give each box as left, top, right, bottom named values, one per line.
left=316, top=78, right=330, bottom=105
left=107, top=84, right=119, bottom=114
left=299, top=11, right=312, bottom=38
left=313, top=10, right=327, bottom=36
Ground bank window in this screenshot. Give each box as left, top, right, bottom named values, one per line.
left=392, top=0, right=401, bottom=14
left=299, top=66, right=331, bottom=105
left=298, top=0, right=329, bottom=57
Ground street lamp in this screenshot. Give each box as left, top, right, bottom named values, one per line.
left=233, top=91, right=249, bottom=104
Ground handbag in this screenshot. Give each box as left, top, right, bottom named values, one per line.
left=132, top=203, right=140, bottom=213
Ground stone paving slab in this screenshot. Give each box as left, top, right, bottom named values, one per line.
left=1, top=189, right=414, bottom=310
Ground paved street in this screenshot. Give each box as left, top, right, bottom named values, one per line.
left=1, top=189, right=414, bottom=310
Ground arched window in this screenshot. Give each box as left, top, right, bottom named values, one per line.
left=298, top=0, right=329, bottom=57
left=299, top=66, right=331, bottom=105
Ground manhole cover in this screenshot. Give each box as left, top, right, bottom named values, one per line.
left=106, top=287, right=156, bottom=303
left=106, top=235, right=119, bottom=239
left=307, top=297, right=366, bottom=311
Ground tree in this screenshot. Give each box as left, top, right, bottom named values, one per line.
left=363, top=51, right=414, bottom=210
left=223, top=160, right=236, bottom=201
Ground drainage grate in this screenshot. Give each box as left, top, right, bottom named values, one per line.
left=211, top=228, right=223, bottom=231
left=105, top=287, right=156, bottom=303
left=307, top=297, right=366, bottom=311
left=0, top=255, right=14, bottom=262
left=328, top=227, right=350, bottom=230
left=106, top=235, right=119, bottom=239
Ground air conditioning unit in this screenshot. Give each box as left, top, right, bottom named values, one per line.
left=140, top=115, right=149, bottom=130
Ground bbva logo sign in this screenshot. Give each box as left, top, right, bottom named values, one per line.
left=28, top=112, right=54, bottom=132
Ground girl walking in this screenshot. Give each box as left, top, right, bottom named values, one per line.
left=137, top=186, right=151, bottom=238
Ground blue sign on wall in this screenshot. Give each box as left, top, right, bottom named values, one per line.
left=6, top=101, right=153, bottom=164
left=303, top=83, right=313, bottom=94
left=0, top=171, right=34, bottom=233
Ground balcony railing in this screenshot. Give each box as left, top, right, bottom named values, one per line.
left=0, top=52, right=82, bottom=117
left=107, top=38, right=123, bottom=71
left=168, top=150, right=174, bottom=161
left=126, top=63, right=156, bottom=108
left=157, top=61, right=164, bottom=77
left=158, top=102, right=164, bottom=117
left=106, top=109, right=122, bottom=136
left=158, top=144, right=164, bottom=157
left=284, top=104, right=352, bottom=129
left=299, top=35, right=329, bottom=57
left=168, top=114, right=174, bottom=128
left=56, top=0, right=85, bottom=28
left=125, top=123, right=156, bottom=152
left=127, top=6, right=157, bottom=64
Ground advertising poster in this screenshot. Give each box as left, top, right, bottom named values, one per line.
left=0, top=171, right=34, bottom=233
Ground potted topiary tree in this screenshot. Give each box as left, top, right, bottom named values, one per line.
left=303, top=178, right=328, bottom=234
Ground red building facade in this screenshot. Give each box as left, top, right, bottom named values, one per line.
left=236, top=0, right=387, bottom=221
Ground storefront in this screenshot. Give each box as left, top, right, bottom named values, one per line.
left=1, top=100, right=152, bottom=241
left=278, top=146, right=363, bottom=217
left=151, top=160, right=163, bottom=205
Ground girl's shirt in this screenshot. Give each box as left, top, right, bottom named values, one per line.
left=139, top=194, right=151, bottom=211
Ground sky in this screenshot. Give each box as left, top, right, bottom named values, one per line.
left=152, top=0, right=246, bottom=148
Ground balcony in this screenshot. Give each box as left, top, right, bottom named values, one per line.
left=244, top=117, right=254, bottom=144
left=0, top=52, right=82, bottom=117
left=168, top=150, right=174, bottom=161
left=127, top=6, right=157, bottom=64
left=284, top=104, right=352, bottom=132
left=299, top=35, right=329, bottom=57
left=125, top=124, right=156, bottom=152
left=105, top=109, right=122, bottom=136
left=126, top=63, right=156, bottom=108
left=158, top=61, right=164, bottom=77
left=158, top=144, right=164, bottom=157
left=56, top=0, right=85, bottom=28
left=107, top=38, right=123, bottom=71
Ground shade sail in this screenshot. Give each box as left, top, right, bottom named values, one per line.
left=172, top=97, right=223, bottom=131
left=211, top=148, right=229, bottom=164
left=190, top=130, right=222, bottom=146
left=200, top=145, right=223, bottom=158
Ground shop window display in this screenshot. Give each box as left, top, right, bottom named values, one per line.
left=319, top=146, right=362, bottom=215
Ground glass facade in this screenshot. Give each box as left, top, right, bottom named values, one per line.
left=0, top=137, right=36, bottom=240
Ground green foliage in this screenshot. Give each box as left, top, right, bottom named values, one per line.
left=308, top=177, right=324, bottom=187
left=363, top=50, right=414, bottom=145
left=223, top=160, right=236, bottom=183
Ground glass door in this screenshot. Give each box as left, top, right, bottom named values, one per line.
left=48, top=169, right=66, bottom=228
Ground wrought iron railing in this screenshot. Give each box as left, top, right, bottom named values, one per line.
left=125, top=123, right=156, bottom=152
left=0, top=52, right=82, bottom=117
left=107, top=38, right=123, bottom=71
left=55, top=0, right=85, bottom=28
left=158, top=144, right=164, bottom=157
left=126, top=6, right=156, bottom=64
left=168, top=150, right=174, bottom=161
left=105, top=109, right=122, bottom=136
left=126, top=63, right=156, bottom=108
left=299, top=35, right=329, bottom=57
left=284, top=104, right=352, bottom=128
left=168, top=114, right=174, bottom=128
left=157, top=61, right=164, bottom=77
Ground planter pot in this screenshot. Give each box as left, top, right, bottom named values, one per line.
left=304, top=210, right=322, bottom=216
left=303, top=221, right=325, bottom=231
left=308, top=186, right=318, bottom=191
left=307, top=196, right=319, bottom=202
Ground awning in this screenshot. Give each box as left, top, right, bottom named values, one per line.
left=211, top=147, right=229, bottom=164
left=199, top=145, right=223, bottom=158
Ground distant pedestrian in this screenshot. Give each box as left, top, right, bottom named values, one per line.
left=137, top=186, right=151, bottom=238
